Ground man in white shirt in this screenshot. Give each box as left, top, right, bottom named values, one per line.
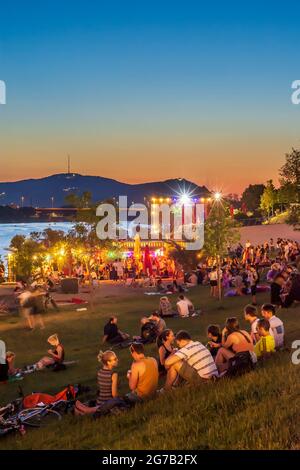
left=176, top=295, right=190, bottom=317
left=261, top=303, right=284, bottom=349
left=164, top=330, right=218, bottom=390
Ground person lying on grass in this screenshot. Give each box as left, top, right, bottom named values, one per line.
left=254, top=319, right=276, bottom=359
left=215, top=318, right=254, bottom=374
left=75, top=350, right=119, bottom=416
left=162, top=330, right=218, bottom=391
left=125, top=342, right=159, bottom=403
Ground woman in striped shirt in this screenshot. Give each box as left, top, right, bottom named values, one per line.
left=74, top=350, right=119, bottom=415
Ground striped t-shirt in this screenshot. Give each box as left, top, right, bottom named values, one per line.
left=175, top=341, right=219, bottom=379
left=97, top=368, right=113, bottom=406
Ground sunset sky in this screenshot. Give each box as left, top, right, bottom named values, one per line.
left=1, top=1, right=300, bottom=194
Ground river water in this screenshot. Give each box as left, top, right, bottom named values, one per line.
left=0, top=222, right=73, bottom=261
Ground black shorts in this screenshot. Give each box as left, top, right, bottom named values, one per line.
left=251, top=285, right=257, bottom=296
left=210, top=280, right=217, bottom=287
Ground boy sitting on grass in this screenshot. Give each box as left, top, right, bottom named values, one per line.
left=254, top=319, right=276, bottom=359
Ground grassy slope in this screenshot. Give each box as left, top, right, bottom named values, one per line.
left=0, top=286, right=300, bottom=450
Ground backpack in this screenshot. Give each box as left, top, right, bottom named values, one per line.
left=141, top=321, right=158, bottom=343
left=227, top=332, right=255, bottom=377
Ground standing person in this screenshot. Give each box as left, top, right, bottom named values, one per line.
left=244, top=304, right=260, bottom=344
left=75, top=350, right=119, bottom=415
left=29, top=289, right=46, bottom=330
left=126, top=343, right=158, bottom=403
left=18, top=289, right=34, bottom=329
left=209, top=268, right=218, bottom=298
left=0, top=339, right=8, bottom=383
left=163, top=330, right=218, bottom=390
left=261, top=304, right=285, bottom=349
left=247, top=266, right=259, bottom=305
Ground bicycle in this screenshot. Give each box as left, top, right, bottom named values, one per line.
left=0, top=399, right=63, bottom=437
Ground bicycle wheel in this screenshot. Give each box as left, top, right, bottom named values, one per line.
left=18, top=408, right=62, bottom=427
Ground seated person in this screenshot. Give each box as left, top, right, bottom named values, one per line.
left=159, top=296, right=176, bottom=317
left=0, top=339, right=8, bottom=383
left=6, top=351, right=21, bottom=376
left=163, top=331, right=218, bottom=390
left=270, top=274, right=285, bottom=307
left=33, top=334, right=65, bottom=371
left=102, top=317, right=130, bottom=345
left=215, top=318, right=254, bottom=374
left=206, top=325, right=222, bottom=359
left=261, top=303, right=285, bottom=349
left=186, top=272, right=198, bottom=287
left=176, top=294, right=195, bottom=317
left=244, top=304, right=260, bottom=344
left=254, top=319, right=275, bottom=359
left=148, top=312, right=166, bottom=335
left=157, top=329, right=175, bottom=374
left=156, top=279, right=167, bottom=293
left=126, top=342, right=158, bottom=403
left=75, top=350, right=119, bottom=415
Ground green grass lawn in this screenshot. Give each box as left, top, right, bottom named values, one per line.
left=0, top=286, right=300, bottom=449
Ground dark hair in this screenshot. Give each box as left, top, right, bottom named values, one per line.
left=257, top=319, right=270, bottom=331
left=109, top=316, right=116, bottom=323
left=261, top=303, right=276, bottom=315
left=244, top=304, right=257, bottom=317
left=178, top=294, right=185, bottom=300
left=159, top=329, right=173, bottom=343
left=225, top=317, right=239, bottom=334
left=175, top=330, right=191, bottom=341
left=151, top=311, right=160, bottom=318
left=130, top=342, right=145, bottom=355
left=207, top=324, right=220, bottom=337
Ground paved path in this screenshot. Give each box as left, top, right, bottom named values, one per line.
left=239, top=223, right=300, bottom=245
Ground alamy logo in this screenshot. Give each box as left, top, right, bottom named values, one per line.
left=0, top=80, right=6, bottom=104
left=95, top=196, right=205, bottom=250
left=291, top=80, right=300, bottom=105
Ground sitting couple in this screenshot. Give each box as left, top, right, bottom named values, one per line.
left=75, top=342, right=159, bottom=416
left=158, top=330, right=219, bottom=390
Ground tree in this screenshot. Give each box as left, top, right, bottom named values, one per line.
left=204, top=201, right=240, bottom=300
left=64, top=191, right=92, bottom=208
left=241, top=184, right=265, bottom=212
left=280, top=148, right=300, bottom=203
left=260, top=180, right=277, bottom=219
left=279, top=148, right=300, bottom=228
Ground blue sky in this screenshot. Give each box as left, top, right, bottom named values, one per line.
left=0, top=1, right=300, bottom=192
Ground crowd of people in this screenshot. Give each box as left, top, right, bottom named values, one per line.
left=0, top=236, right=298, bottom=424
left=73, top=300, right=286, bottom=417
